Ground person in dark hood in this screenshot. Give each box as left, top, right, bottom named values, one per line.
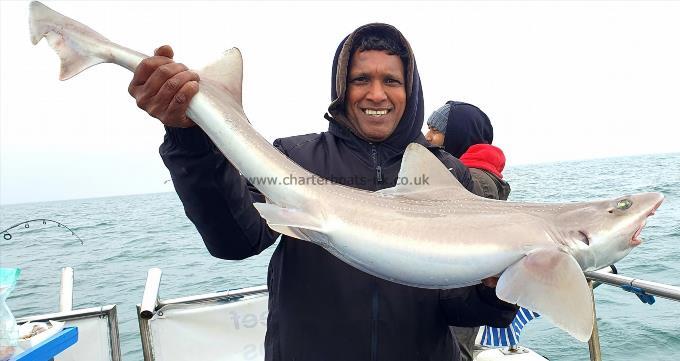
left=426, top=101, right=511, bottom=200
left=128, top=24, right=517, bottom=361
left=425, top=101, right=512, bottom=361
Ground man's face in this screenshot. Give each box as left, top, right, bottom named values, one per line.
left=425, top=127, right=445, bottom=147
left=345, top=50, right=406, bottom=142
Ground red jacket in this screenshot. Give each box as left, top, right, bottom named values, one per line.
left=460, top=144, right=506, bottom=179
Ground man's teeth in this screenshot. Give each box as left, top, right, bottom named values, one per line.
left=364, top=109, right=388, bottom=116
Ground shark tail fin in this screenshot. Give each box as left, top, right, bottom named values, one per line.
left=29, top=1, right=112, bottom=80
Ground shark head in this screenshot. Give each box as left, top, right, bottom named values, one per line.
left=559, top=192, right=664, bottom=271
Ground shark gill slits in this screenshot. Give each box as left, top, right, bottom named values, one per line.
left=578, top=230, right=590, bottom=245
left=616, top=199, right=633, bottom=211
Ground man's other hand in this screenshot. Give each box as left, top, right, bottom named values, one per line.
left=481, top=276, right=499, bottom=288
left=128, top=45, right=200, bottom=128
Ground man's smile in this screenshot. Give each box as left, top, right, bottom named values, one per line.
left=362, top=108, right=391, bottom=116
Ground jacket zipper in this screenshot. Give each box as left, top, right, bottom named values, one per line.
left=370, top=145, right=383, bottom=188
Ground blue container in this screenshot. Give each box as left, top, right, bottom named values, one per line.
left=10, top=327, right=78, bottom=361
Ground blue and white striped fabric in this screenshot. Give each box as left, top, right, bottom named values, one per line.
left=480, top=307, right=540, bottom=347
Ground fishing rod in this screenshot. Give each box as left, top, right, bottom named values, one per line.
left=1, top=219, right=84, bottom=245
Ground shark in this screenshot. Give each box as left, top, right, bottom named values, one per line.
left=29, top=1, right=664, bottom=342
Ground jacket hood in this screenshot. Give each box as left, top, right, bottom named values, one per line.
left=443, top=101, right=494, bottom=158
left=326, top=23, right=424, bottom=152
left=459, top=144, right=506, bottom=179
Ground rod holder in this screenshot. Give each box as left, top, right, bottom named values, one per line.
left=140, top=268, right=162, bottom=319
left=59, top=267, right=74, bottom=312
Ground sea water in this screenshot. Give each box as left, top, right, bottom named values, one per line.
left=1, top=153, right=678, bottom=360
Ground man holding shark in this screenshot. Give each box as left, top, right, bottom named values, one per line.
left=129, top=24, right=518, bottom=360
left=29, top=1, right=666, bottom=358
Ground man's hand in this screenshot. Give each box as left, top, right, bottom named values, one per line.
left=481, top=276, right=499, bottom=288
left=128, top=45, right=200, bottom=128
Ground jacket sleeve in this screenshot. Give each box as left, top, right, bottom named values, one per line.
left=159, top=126, right=279, bottom=260
left=439, top=285, right=519, bottom=328
left=469, top=168, right=500, bottom=199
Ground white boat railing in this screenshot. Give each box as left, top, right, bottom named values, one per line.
left=585, top=271, right=680, bottom=302
left=136, top=267, right=680, bottom=361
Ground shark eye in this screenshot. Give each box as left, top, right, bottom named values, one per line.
left=616, top=199, right=632, bottom=210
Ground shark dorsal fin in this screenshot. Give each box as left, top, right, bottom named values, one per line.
left=197, top=48, right=244, bottom=106
left=378, top=143, right=472, bottom=200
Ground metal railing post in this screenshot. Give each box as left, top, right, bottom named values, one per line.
left=587, top=280, right=602, bottom=361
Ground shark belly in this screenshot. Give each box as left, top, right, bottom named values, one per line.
left=323, top=211, right=528, bottom=288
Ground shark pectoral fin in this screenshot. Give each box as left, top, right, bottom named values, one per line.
left=197, top=48, right=244, bottom=106
left=253, top=203, right=322, bottom=240
left=496, top=248, right=594, bottom=342
left=377, top=143, right=475, bottom=200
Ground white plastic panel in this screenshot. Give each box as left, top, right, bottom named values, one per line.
left=56, top=316, right=112, bottom=361
left=148, top=295, right=268, bottom=361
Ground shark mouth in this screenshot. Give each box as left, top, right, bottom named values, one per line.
left=630, top=199, right=663, bottom=247
left=630, top=223, right=645, bottom=247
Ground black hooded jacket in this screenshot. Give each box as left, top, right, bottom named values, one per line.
left=160, top=23, right=516, bottom=361
left=442, top=101, right=511, bottom=200
left=442, top=101, right=493, bottom=159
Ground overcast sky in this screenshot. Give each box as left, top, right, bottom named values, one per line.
left=1, top=1, right=679, bottom=205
